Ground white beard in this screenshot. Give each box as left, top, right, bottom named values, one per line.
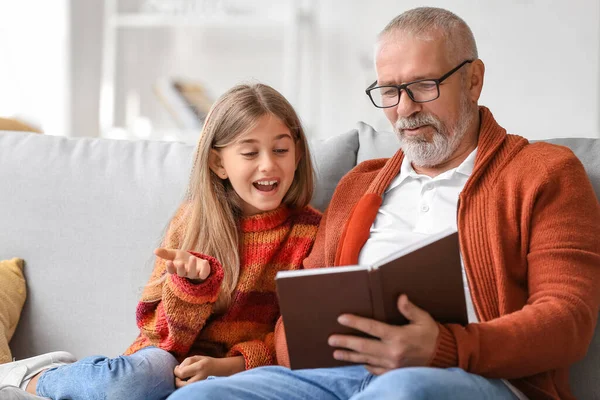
left=395, top=96, right=474, bottom=167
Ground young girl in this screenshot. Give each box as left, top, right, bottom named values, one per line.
left=0, top=83, right=321, bottom=399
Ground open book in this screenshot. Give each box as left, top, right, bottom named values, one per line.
left=275, top=229, right=468, bottom=370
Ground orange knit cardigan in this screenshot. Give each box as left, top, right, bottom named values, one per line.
left=275, top=107, right=600, bottom=400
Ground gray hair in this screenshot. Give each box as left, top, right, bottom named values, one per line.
left=378, top=7, right=478, bottom=64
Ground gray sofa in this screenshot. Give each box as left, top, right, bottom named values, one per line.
left=0, top=122, right=598, bottom=399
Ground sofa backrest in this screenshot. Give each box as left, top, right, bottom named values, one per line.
left=0, top=130, right=359, bottom=361
left=1, top=124, right=598, bottom=398
left=0, top=132, right=195, bottom=359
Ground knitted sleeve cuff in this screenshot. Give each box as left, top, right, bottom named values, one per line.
left=429, top=323, right=459, bottom=368
left=166, top=252, right=224, bottom=303
left=228, top=340, right=274, bottom=370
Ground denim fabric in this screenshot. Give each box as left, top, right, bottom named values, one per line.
left=167, top=365, right=518, bottom=400
left=37, top=347, right=178, bottom=400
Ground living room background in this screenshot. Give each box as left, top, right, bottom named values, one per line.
left=1, top=0, right=599, bottom=142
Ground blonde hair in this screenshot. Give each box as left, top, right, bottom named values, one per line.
left=378, top=7, right=478, bottom=65
left=179, top=83, right=314, bottom=310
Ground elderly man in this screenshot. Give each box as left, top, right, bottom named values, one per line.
left=168, top=7, right=600, bottom=400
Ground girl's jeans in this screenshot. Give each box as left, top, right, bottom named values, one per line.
left=37, top=347, right=177, bottom=400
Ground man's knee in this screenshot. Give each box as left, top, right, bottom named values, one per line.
left=167, top=378, right=229, bottom=400
left=166, top=366, right=302, bottom=400
left=365, top=367, right=457, bottom=399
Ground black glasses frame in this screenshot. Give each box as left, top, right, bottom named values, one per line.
left=365, top=59, right=474, bottom=108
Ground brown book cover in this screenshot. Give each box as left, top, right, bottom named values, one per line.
left=275, top=229, right=468, bottom=370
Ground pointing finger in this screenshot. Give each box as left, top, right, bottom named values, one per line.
left=154, top=248, right=177, bottom=261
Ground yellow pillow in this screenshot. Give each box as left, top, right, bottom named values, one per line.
left=0, top=117, right=42, bottom=133
left=0, top=258, right=27, bottom=363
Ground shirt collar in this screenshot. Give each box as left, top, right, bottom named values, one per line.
left=386, top=147, right=478, bottom=193
left=455, top=147, right=478, bottom=177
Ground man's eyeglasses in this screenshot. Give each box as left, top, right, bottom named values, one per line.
left=365, top=59, right=474, bottom=108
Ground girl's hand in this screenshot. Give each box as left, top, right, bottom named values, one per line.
left=154, top=248, right=211, bottom=281
left=174, top=355, right=245, bottom=387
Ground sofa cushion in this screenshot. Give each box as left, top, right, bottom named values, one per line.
left=570, top=320, right=600, bottom=400
left=356, top=121, right=398, bottom=164
left=0, top=258, right=27, bottom=363
left=543, top=138, right=600, bottom=398
left=310, top=128, right=359, bottom=211
left=0, top=132, right=195, bottom=359
left=0, top=129, right=363, bottom=359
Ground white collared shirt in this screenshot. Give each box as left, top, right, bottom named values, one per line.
left=358, top=148, right=478, bottom=323
left=357, top=148, right=527, bottom=399
left=358, top=149, right=477, bottom=268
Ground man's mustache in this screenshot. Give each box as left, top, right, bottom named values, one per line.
left=395, top=113, right=440, bottom=131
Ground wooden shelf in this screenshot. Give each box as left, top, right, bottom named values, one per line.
left=100, top=0, right=315, bottom=139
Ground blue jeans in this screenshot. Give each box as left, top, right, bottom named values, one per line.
left=167, top=365, right=518, bottom=400
left=37, top=347, right=178, bottom=400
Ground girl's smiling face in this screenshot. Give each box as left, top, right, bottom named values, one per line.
left=209, top=114, right=300, bottom=216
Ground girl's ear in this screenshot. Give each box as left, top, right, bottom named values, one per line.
left=209, top=149, right=228, bottom=179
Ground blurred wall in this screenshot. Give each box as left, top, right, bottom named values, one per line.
left=66, top=0, right=600, bottom=140
left=0, top=0, right=70, bottom=135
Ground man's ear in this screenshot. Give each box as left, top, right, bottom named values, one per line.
left=468, top=59, right=485, bottom=103
left=209, top=149, right=228, bottom=179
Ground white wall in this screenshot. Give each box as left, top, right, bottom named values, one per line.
left=71, top=0, right=104, bottom=138
left=313, top=0, right=600, bottom=140
left=0, top=0, right=70, bottom=135
left=67, top=0, right=600, bottom=140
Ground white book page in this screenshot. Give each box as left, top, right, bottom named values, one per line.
left=276, top=265, right=367, bottom=279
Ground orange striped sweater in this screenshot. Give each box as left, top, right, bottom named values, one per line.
left=275, top=107, right=600, bottom=400
left=125, top=204, right=321, bottom=370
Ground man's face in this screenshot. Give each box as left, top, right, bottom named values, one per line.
left=375, top=34, right=476, bottom=167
